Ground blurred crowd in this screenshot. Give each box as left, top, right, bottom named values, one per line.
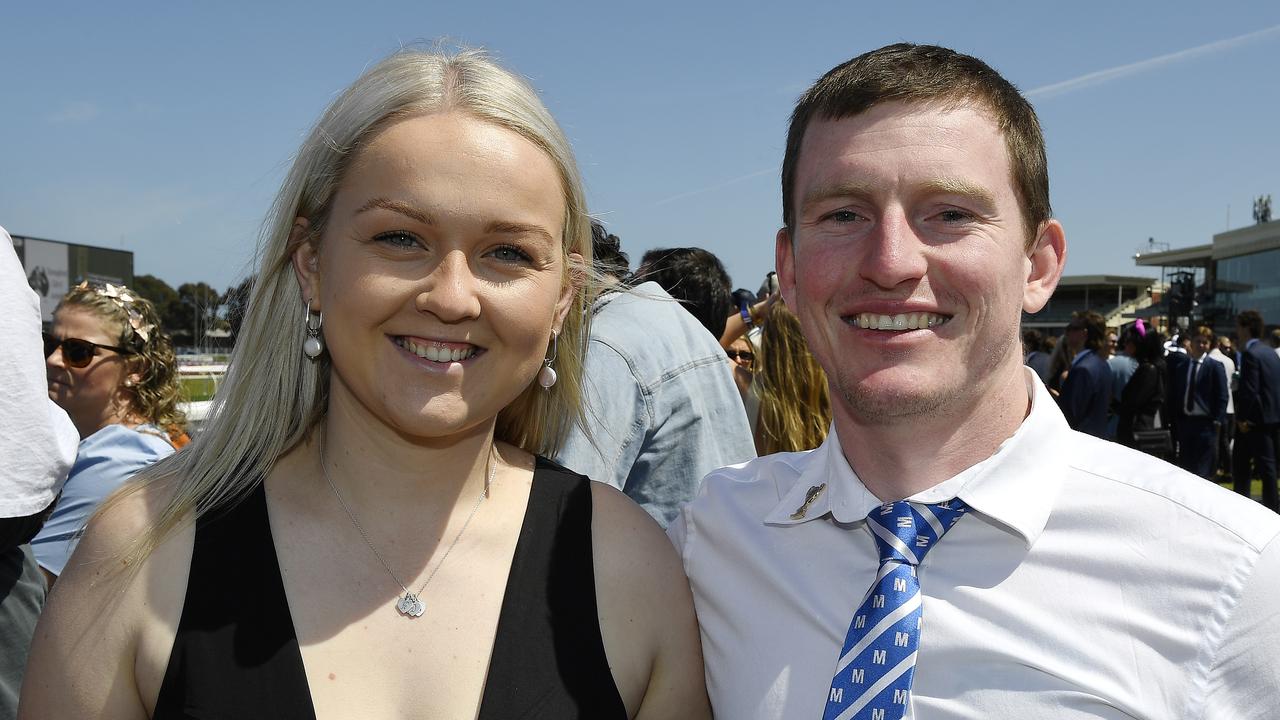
left=1025, top=309, right=1280, bottom=512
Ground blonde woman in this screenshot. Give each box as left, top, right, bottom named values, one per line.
left=32, top=281, right=184, bottom=587
left=22, top=49, right=707, bottom=719
left=754, top=301, right=832, bottom=455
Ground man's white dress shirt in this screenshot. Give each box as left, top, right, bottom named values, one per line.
left=1209, top=347, right=1236, bottom=415
left=670, top=369, right=1280, bottom=719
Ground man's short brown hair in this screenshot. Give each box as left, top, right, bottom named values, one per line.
left=1238, top=310, right=1264, bottom=339
left=1069, top=311, right=1107, bottom=353
left=781, top=43, right=1051, bottom=246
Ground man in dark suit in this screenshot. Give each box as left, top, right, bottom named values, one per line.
left=1168, top=325, right=1230, bottom=479
left=1059, top=310, right=1112, bottom=437
left=1233, top=310, right=1280, bottom=511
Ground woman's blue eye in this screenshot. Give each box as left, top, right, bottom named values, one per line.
left=491, top=245, right=532, bottom=263
left=373, top=231, right=420, bottom=248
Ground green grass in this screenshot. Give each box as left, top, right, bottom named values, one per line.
left=180, top=376, right=219, bottom=403
left=1215, top=478, right=1264, bottom=500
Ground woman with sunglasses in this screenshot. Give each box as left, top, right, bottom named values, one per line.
left=22, top=49, right=706, bottom=719
left=30, top=280, right=184, bottom=587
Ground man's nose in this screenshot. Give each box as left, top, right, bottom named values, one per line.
left=857, top=209, right=928, bottom=291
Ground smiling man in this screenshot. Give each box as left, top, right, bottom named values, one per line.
left=669, top=44, right=1280, bottom=719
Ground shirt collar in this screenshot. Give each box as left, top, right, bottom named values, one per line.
left=1246, top=338, right=1260, bottom=351
left=762, top=368, right=1068, bottom=549
left=1070, top=348, right=1093, bottom=365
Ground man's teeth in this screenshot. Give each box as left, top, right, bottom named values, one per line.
left=854, top=312, right=948, bottom=331
left=397, top=337, right=477, bottom=362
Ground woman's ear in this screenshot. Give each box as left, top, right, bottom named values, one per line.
left=290, top=218, right=322, bottom=309
left=553, top=251, right=585, bottom=334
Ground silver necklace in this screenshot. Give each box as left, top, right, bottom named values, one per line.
left=319, top=439, right=494, bottom=618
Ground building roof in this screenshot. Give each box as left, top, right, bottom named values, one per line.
left=1213, top=218, right=1280, bottom=261
left=1133, top=243, right=1213, bottom=267
left=1133, top=218, right=1280, bottom=267
left=1055, top=274, right=1156, bottom=288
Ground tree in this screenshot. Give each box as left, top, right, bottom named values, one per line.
left=132, top=274, right=185, bottom=338
left=177, top=282, right=224, bottom=348
left=223, top=275, right=255, bottom=339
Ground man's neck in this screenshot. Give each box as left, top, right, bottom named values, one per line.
left=832, top=362, right=1032, bottom=502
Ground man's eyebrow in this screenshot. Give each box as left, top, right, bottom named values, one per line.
left=485, top=221, right=556, bottom=243
left=799, top=180, right=877, bottom=212
left=355, top=197, right=433, bottom=225
left=920, top=178, right=997, bottom=207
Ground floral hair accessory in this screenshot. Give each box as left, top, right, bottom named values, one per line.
left=75, top=280, right=154, bottom=344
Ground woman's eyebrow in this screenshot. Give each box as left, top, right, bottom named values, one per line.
left=485, top=221, right=554, bottom=243
left=355, top=197, right=434, bottom=225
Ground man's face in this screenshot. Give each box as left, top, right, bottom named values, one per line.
left=776, top=101, right=1063, bottom=425
left=1064, top=321, right=1086, bottom=354
left=1190, top=335, right=1211, bottom=359
left=1105, top=333, right=1117, bottom=357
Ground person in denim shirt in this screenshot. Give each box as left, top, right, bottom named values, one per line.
left=555, top=226, right=755, bottom=527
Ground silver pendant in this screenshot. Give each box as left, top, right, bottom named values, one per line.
left=396, top=593, right=425, bottom=618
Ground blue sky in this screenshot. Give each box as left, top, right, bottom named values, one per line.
left=3, top=1, right=1277, bottom=294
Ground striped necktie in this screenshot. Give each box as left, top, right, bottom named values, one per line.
left=822, top=499, right=970, bottom=720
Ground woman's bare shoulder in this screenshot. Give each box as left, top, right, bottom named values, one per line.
left=20, top=475, right=194, bottom=719
left=589, top=483, right=711, bottom=720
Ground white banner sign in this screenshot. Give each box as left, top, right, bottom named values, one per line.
left=23, top=239, right=69, bottom=322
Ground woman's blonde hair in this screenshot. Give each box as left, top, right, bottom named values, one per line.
left=754, top=301, right=831, bottom=455
left=109, top=47, right=594, bottom=566
left=58, top=282, right=185, bottom=437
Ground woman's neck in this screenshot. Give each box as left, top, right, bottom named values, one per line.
left=312, top=390, right=500, bottom=512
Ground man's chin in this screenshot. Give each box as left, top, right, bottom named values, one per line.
left=835, top=374, right=954, bottom=424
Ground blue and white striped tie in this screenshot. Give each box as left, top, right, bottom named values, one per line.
left=822, top=499, right=969, bottom=720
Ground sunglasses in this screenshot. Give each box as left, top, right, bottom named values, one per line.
left=42, top=332, right=133, bottom=369
left=726, top=349, right=755, bottom=365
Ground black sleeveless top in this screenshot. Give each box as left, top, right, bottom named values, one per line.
left=153, top=457, right=627, bottom=719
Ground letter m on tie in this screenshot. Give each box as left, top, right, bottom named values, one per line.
left=829, top=688, right=843, bottom=703
left=871, top=709, right=887, bottom=720
left=873, top=649, right=888, bottom=665
left=893, top=577, right=908, bottom=592
left=894, top=631, right=910, bottom=647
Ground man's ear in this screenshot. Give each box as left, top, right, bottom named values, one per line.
left=290, top=218, right=322, bottom=310
left=775, top=226, right=797, bottom=309
left=1023, top=219, right=1066, bottom=313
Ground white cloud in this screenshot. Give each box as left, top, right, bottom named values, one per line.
left=48, top=101, right=101, bottom=124
left=1027, top=23, right=1280, bottom=100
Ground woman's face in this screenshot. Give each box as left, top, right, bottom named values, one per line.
left=294, top=112, right=575, bottom=440
left=46, top=306, right=135, bottom=438
left=728, top=337, right=755, bottom=372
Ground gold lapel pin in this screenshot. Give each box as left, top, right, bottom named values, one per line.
left=790, top=483, right=828, bottom=519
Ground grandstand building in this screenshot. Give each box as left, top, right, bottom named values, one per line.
left=10, top=233, right=134, bottom=322
left=1134, top=217, right=1280, bottom=335
left=1022, top=274, right=1158, bottom=334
